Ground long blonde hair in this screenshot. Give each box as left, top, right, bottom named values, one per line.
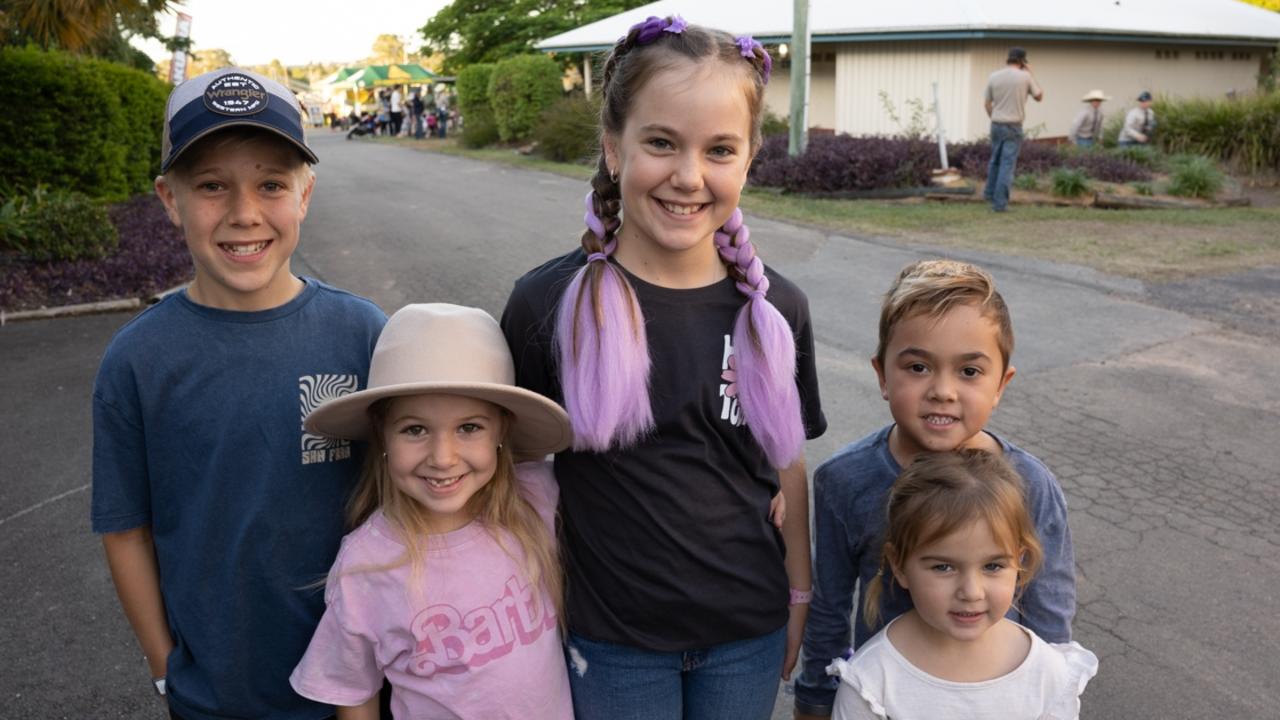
left=863, top=449, right=1043, bottom=629
left=344, top=397, right=564, bottom=617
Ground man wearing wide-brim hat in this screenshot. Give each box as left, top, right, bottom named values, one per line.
left=982, top=47, right=1044, bottom=212
left=1070, top=90, right=1110, bottom=148
left=1119, top=90, right=1156, bottom=147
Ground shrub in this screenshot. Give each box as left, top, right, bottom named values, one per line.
left=460, top=115, right=500, bottom=148
left=456, top=63, right=496, bottom=130
left=1, top=186, right=118, bottom=262
left=1013, top=174, right=1040, bottom=191
left=1050, top=168, right=1090, bottom=197
left=488, top=55, right=562, bottom=142
left=1108, top=144, right=1160, bottom=168
left=535, top=94, right=600, bottom=163
left=0, top=47, right=168, bottom=200
left=1, top=194, right=190, bottom=312
left=1131, top=181, right=1155, bottom=196
left=1166, top=155, right=1224, bottom=198
left=1155, top=93, right=1280, bottom=174
left=749, top=134, right=936, bottom=192
left=762, top=110, right=789, bottom=138
left=950, top=139, right=1152, bottom=183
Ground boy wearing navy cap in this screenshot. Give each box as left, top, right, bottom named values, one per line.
left=92, top=68, right=386, bottom=719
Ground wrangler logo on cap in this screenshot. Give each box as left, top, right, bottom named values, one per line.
left=204, top=73, right=268, bottom=115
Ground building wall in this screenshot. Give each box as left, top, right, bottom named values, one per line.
left=813, top=38, right=1266, bottom=141
left=832, top=41, right=976, bottom=140
left=764, top=56, right=837, bottom=130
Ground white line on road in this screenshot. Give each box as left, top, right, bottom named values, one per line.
left=0, top=483, right=89, bottom=527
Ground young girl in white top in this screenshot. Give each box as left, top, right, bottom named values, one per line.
left=829, top=450, right=1097, bottom=720
left=290, top=303, right=575, bottom=719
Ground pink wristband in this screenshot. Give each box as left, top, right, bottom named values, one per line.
left=789, top=588, right=812, bottom=606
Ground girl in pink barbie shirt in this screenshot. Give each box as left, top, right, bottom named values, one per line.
left=829, top=451, right=1097, bottom=720
left=290, top=303, right=574, bottom=719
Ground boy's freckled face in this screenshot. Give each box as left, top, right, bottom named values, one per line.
left=872, top=303, right=1015, bottom=465
left=155, top=137, right=314, bottom=311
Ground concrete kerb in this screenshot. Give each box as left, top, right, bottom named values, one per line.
left=0, top=282, right=188, bottom=327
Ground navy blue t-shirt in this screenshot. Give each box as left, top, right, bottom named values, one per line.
left=92, top=279, right=385, bottom=720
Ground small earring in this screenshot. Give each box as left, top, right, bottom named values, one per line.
left=381, top=452, right=388, bottom=460
left=609, top=168, right=619, bottom=184
left=497, top=443, right=504, bottom=452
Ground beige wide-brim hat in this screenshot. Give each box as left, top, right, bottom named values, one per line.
left=305, top=303, right=572, bottom=458
left=1081, top=89, right=1110, bottom=102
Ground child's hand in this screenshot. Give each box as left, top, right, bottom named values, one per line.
left=769, top=491, right=786, bottom=529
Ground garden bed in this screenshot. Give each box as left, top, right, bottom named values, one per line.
left=0, top=195, right=189, bottom=314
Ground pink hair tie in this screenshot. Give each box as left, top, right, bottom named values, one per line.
left=587, top=239, right=617, bottom=264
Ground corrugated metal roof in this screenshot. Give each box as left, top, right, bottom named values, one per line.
left=537, top=0, right=1280, bottom=51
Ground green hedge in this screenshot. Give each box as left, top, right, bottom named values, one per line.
left=488, top=55, right=562, bottom=143
left=0, top=186, right=118, bottom=262
left=0, top=47, right=169, bottom=200
left=457, top=63, right=496, bottom=128
left=1155, top=93, right=1280, bottom=173
left=534, top=94, right=600, bottom=163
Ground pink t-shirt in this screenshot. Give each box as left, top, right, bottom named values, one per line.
left=290, top=462, right=572, bottom=719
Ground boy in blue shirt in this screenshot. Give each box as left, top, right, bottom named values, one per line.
left=92, top=68, right=386, bottom=719
left=794, top=260, right=1076, bottom=718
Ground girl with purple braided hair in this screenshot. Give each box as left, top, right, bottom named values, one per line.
left=501, top=15, right=826, bottom=720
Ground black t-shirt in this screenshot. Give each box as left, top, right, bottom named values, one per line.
left=501, top=249, right=826, bottom=650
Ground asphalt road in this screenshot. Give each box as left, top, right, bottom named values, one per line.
left=2, top=131, right=1277, bottom=719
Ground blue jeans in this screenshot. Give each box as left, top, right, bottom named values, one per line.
left=1075, top=137, right=1095, bottom=149
left=983, top=122, right=1023, bottom=211
left=565, top=627, right=786, bottom=720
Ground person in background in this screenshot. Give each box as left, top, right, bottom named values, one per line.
left=1118, top=91, right=1156, bottom=147
left=1069, top=89, right=1108, bottom=148
left=389, top=84, right=403, bottom=137
left=981, top=47, right=1044, bottom=212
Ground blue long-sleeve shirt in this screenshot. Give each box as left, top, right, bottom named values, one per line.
left=794, top=425, right=1077, bottom=716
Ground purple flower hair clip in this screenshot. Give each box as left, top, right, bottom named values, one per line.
left=736, top=35, right=772, bottom=84
left=630, top=15, right=686, bottom=45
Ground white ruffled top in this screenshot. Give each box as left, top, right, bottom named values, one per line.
left=827, top=618, right=1098, bottom=720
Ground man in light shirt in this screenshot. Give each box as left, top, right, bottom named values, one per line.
left=982, top=47, right=1044, bottom=212
left=1119, top=91, right=1156, bottom=147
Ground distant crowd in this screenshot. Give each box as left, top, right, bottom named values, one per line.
left=323, top=84, right=459, bottom=141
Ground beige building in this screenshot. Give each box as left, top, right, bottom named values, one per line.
left=538, top=0, right=1280, bottom=141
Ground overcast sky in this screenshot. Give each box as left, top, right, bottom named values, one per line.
left=132, top=0, right=452, bottom=67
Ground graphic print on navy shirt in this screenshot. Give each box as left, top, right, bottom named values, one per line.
left=299, top=373, right=357, bottom=464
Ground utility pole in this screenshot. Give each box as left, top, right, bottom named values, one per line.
left=788, top=0, right=810, bottom=156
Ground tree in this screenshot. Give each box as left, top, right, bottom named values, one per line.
left=371, top=33, right=405, bottom=64
left=1, top=0, right=182, bottom=67
left=419, top=0, right=650, bottom=74
left=186, top=47, right=234, bottom=77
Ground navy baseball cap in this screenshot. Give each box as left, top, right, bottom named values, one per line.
left=1137, top=90, right=1153, bottom=102
left=161, top=67, right=318, bottom=172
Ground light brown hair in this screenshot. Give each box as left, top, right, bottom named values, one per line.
left=863, top=449, right=1043, bottom=629
left=875, top=260, right=1015, bottom=372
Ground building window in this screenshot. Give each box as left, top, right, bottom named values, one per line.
left=1155, top=49, right=1181, bottom=60
left=1231, top=52, right=1252, bottom=61
left=1194, top=50, right=1226, bottom=60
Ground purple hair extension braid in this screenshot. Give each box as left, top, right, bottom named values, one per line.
left=554, top=192, right=654, bottom=452
left=714, top=208, right=805, bottom=468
